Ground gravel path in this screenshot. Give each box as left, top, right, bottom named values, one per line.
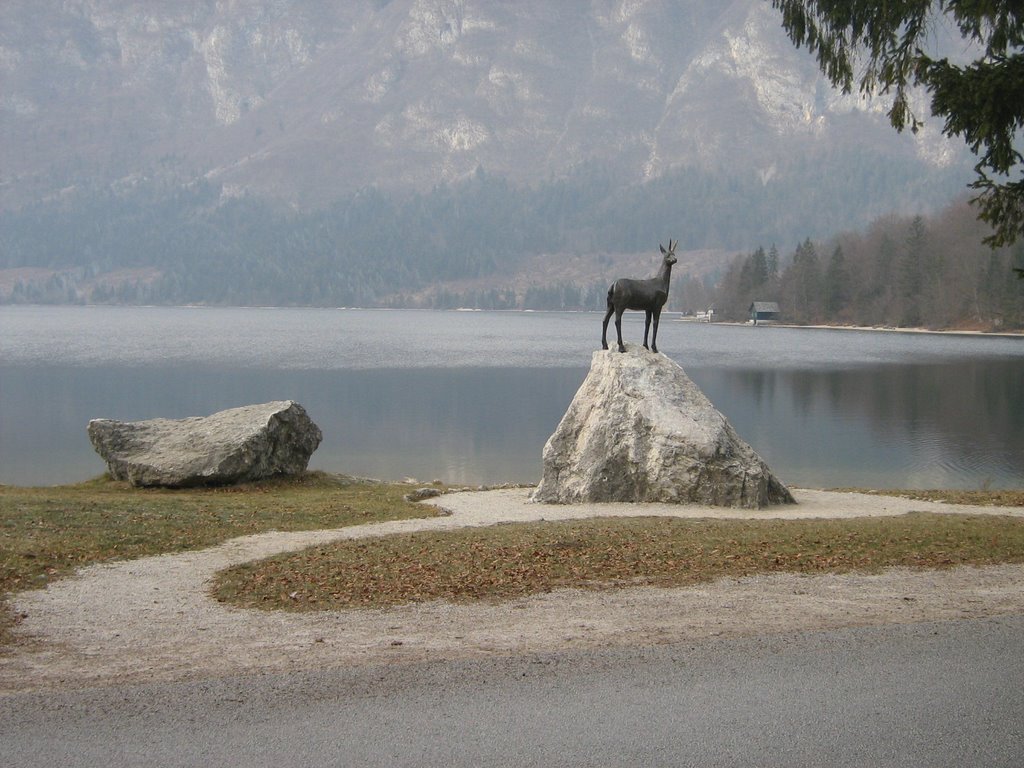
left=2, top=488, right=1023, bottom=694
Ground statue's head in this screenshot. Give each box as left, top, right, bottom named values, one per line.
left=660, top=239, right=677, bottom=265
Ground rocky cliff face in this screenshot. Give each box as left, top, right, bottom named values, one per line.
left=0, top=0, right=965, bottom=209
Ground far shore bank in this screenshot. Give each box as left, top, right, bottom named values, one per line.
left=677, top=316, right=1024, bottom=338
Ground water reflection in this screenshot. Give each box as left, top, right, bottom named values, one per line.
left=2, top=360, right=1022, bottom=489
left=689, top=360, right=1024, bottom=489
left=0, top=366, right=584, bottom=487
left=1, top=307, right=1022, bottom=489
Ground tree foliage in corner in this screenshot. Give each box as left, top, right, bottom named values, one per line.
left=771, top=0, right=1024, bottom=263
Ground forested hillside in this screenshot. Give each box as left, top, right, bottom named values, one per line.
left=713, top=201, right=1024, bottom=331
left=2, top=0, right=991, bottom=314
left=0, top=151, right=963, bottom=309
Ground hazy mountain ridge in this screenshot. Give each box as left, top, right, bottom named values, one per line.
left=1, top=0, right=967, bottom=209
left=0, top=1, right=986, bottom=309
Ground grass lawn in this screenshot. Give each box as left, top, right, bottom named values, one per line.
left=212, top=509, right=1024, bottom=611
left=0, top=472, right=443, bottom=645
left=3, top=478, right=1023, bottom=645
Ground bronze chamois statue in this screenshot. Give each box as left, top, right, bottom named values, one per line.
left=601, top=240, right=677, bottom=353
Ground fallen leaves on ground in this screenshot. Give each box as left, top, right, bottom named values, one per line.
left=213, top=512, right=1024, bottom=611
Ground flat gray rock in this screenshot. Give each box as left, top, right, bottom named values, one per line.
left=88, top=400, right=322, bottom=488
left=532, top=346, right=794, bottom=508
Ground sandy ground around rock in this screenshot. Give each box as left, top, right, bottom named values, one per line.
left=2, top=488, right=1023, bottom=694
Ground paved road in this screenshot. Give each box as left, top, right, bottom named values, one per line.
left=3, top=616, right=1022, bottom=767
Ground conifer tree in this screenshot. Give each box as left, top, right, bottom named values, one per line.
left=750, top=246, right=769, bottom=288
left=786, top=238, right=824, bottom=322
left=767, top=244, right=780, bottom=280
left=825, top=245, right=850, bottom=320
left=771, top=1, right=1024, bottom=249
left=898, top=216, right=927, bottom=325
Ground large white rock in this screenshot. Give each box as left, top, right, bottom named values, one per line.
left=88, top=400, right=322, bottom=488
left=532, top=346, right=795, bottom=508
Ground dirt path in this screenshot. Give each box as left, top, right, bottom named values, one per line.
left=3, top=489, right=1023, bottom=694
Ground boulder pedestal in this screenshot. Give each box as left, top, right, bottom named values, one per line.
left=532, top=347, right=794, bottom=508
left=88, top=400, right=322, bottom=488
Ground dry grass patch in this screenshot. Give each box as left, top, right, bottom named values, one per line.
left=848, top=489, right=1024, bottom=507
left=0, top=472, right=443, bottom=645
left=214, top=512, right=1024, bottom=611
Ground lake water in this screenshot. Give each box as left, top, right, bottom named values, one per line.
left=2, top=305, right=1023, bottom=489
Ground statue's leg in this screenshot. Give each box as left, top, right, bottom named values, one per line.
left=615, top=309, right=626, bottom=352
left=601, top=305, right=614, bottom=350
left=651, top=309, right=661, bottom=353
left=643, top=310, right=652, bottom=349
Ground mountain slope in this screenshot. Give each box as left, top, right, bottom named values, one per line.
left=0, top=1, right=984, bottom=308
left=1, top=0, right=967, bottom=209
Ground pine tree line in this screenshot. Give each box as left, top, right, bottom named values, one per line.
left=714, top=202, right=1024, bottom=330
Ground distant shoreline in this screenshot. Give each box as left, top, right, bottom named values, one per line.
left=677, top=317, right=1024, bottom=339
left=783, top=323, right=1023, bottom=339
